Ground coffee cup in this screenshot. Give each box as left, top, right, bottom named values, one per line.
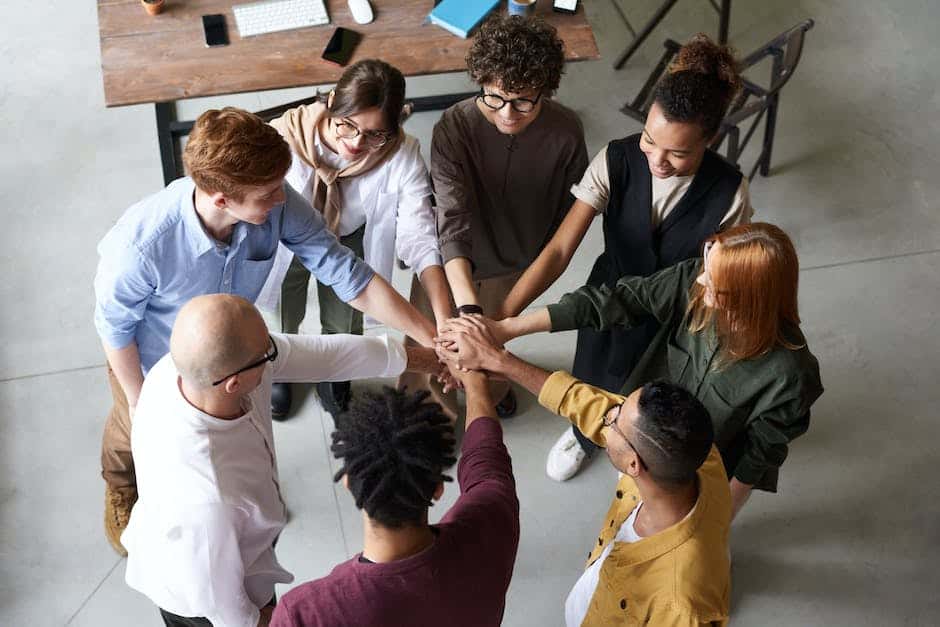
left=508, top=0, right=537, bottom=18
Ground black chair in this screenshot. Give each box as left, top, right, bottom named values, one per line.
left=619, top=19, right=815, bottom=180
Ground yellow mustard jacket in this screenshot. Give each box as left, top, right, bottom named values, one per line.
left=539, top=371, right=733, bottom=626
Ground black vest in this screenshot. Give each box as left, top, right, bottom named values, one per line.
left=572, top=134, right=742, bottom=390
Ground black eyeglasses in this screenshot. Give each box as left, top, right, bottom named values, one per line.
left=211, top=335, right=278, bottom=386
left=333, top=118, right=393, bottom=149
left=476, top=89, right=542, bottom=114
left=602, top=403, right=646, bottom=468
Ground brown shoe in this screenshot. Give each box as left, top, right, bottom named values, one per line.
left=104, top=486, right=137, bottom=557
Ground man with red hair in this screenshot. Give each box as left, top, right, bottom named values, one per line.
left=94, top=107, right=437, bottom=556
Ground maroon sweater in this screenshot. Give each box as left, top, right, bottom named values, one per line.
left=270, top=418, right=519, bottom=627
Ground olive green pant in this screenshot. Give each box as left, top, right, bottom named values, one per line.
left=277, top=226, right=365, bottom=336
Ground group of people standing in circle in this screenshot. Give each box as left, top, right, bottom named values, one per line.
left=94, top=12, right=822, bottom=627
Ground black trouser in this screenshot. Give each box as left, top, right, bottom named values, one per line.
left=573, top=422, right=602, bottom=455
left=159, top=598, right=275, bottom=626
left=159, top=609, right=212, bottom=627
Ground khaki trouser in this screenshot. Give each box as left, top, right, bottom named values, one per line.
left=398, top=271, right=520, bottom=422
left=278, top=225, right=365, bottom=336
left=101, top=366, right=135, bottom=498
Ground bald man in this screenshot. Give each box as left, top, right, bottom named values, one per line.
left=121, top=295, right=443, bottom=627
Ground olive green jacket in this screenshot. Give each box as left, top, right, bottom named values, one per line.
left=547, top=259, right=823, bottom=491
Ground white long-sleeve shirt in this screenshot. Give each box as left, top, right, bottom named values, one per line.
left=122, top=332, right=407, bottom=627
left=256, top=132, right=440, bottom=311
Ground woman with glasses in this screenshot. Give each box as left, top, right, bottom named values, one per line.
left=262, top=59, right=451, bottom=418
left=443, top=222, right=823, bottom=518
left=497, top=34, right=757, bottom=481
left=400, top=14, right=589, bottom=421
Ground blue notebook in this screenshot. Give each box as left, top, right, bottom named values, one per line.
left=429, top=0, right=500, bottom=39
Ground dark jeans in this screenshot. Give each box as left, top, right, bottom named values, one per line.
left=573, top=424, right=600, bottom=455
left=160, top=598, right=275, bottom=626
left=159, top=609, right=212, bottom=627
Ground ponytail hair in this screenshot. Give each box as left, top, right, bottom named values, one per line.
left=653, top=34, right=742, bottom=137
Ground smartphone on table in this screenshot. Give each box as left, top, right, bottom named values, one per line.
left=552, top=0, right=579, bottom=14
left=321, top=27, right=361, bottom=66
left=202, top=14, right=229, bottom=47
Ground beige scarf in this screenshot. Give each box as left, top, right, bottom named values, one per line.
left=270, top=101, right=403, bottom=233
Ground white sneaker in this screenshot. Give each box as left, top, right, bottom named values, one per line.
left=546, top=427, right=589, bottom=482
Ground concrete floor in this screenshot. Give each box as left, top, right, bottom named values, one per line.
left=1, top=0, right=939, bottom=625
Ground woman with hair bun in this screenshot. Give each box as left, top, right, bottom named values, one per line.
left=497, top=34, right=757, bottom=481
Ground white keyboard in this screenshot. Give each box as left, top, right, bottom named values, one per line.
left=233, top=0, right=330, bottom=38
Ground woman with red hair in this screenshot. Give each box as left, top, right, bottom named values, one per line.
left=498, top=33, right=754, bottom=482
left=447, top=222, right=823, bottom=517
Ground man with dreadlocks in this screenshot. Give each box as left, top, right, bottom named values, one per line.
left=270, top=366, right=519, bottom=626
left=121, top=294, right=445, bottom=627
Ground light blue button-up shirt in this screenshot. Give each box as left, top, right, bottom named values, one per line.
left=94, top=177, right=374, bottom=373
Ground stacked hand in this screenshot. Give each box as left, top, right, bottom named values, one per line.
left=434, top=360, right=461, bottom=393
left=434, top=314, right=508, bottom=376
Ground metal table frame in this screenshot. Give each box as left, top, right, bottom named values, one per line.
left=609, top=0, right=731, bottom=69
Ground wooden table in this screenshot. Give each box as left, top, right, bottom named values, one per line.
left=97, top=0, right=599, bottom=183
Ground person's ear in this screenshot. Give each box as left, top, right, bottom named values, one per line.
left=625, top=451, right=642, bottom=480
left=400, top=102, right=413, bottom=123
left=327, top=89, right=335, bottom=110
left=342, top=474, right=350, bottom=491
left=210, top=191, right=228, bottom=211
left=432, top=482, right=444, bottom=502
left=223, top=375, right=241, bottom=395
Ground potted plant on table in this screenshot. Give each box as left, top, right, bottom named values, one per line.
left=141, top=0, right=165, bottom=16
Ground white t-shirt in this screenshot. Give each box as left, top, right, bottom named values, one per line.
left=123, top=332, right=407, bottom=627
left=565, top=503, right=644, bottom=627
left=570, top=145, right=753, bottom=229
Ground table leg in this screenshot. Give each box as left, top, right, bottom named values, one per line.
left=613, top=0, right=680, bottom=70
left=155, top=102, right=181, bottom=186
left=608, top=0, right=637, bottom=38
left=718, top=0, right=731, bottom=44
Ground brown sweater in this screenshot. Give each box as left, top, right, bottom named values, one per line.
left=431, top=97, right=588, bottom=280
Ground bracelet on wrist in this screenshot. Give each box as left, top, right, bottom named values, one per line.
left=456, top=304, right=484, bottom=316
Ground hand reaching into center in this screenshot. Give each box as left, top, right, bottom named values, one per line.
left=434, top=314, right=507, bottom=374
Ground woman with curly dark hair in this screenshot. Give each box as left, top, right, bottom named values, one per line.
left=399, top=14, right=589, bottom=422
left=497, top=34, right=757, bottom=481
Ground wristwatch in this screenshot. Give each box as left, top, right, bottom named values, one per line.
left=456, top=304, right=484, bottom=316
